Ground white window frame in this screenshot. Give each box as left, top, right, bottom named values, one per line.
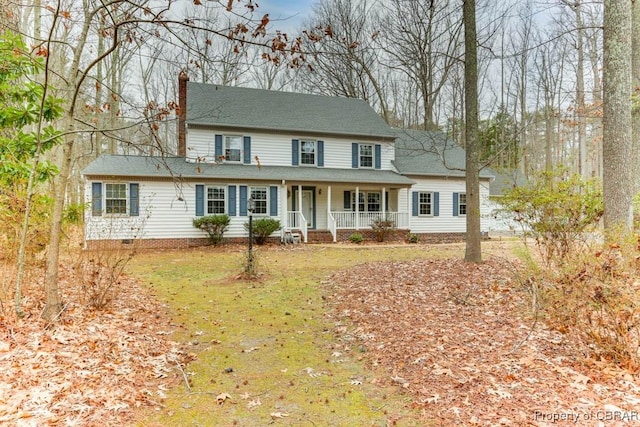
left=207, top=186, right=226, bottom=215
left=458, top=193, right=467, bottom=216
left=105, top=182, right=128, bottom=215
left=300, top=140, right=316, bottom=166
left=359, top=144, right=373, bottom=168
left=418, top=192, right=433, bottom=216
left=351, top=191, right=381, bottom=212
left=250, top=186, right=268, bottom=215
left=225, top=135, right=242, bottom=162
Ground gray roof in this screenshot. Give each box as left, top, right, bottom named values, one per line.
left=82, top=155, right=415, bottom=186
left=393, top=129, right=494, bottom=179
left=186, top=83, right=395, bottom=140
left=488, top=169, right=526, bottom=196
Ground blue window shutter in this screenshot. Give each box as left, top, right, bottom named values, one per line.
left=215, top=134, right=223, bottom=159
left=344, top=191, right=351, bottom=209
left=129, top=183, right=139, bottom=216
left=412, top=192, right=419, bottom=216
left=239, top=185, right=248, bottom=216
left=292, top=139, right=299, bottom=165
left=352, top=143, right=358, bottom=168
left=243, top=136, right=251, bottom=164
left=195, top=185, right=204, bottom=216
left=375, top=144, right=381, bottom=169
left=434, top=192, right=440, bottom=217
left=317, top=140, right=324, bottom=167
left=385, top=191, right=389, bottom=211
left=91, top=182, right=102, bottom=216
left=453, top=192, right=459, bottom=217
left=228, top=185, right=237, bottom=216
left=270, top=186, right=278, bottom=216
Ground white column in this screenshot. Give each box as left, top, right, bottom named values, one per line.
left=298, top=184, right=303, bottom=214
left=327, top=185, right=332, bottom=221
left=382, top=187, right=386, bottom=215
left=355, top=186, right=359, bottom=230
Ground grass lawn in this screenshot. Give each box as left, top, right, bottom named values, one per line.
left=127, top=244, right=464, bottom=426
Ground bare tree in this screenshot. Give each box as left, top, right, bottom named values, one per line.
left=464, top=0, right=482, bottom=263
left=602, top=0, right=633, bottom=232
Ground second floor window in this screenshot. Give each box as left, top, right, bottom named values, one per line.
left=105, top=183, right=127, bottom=214
left=225, top=136, right=242, bottom=162
left=359, top=144, right=373, bottom=168
left=207, top=187, right=226, bottom=214
left=300, top=140, right=316, bottom=165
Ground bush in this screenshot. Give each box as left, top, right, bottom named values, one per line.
left=244, top=217, right=281, bottom=245
left=500, top=168, right=603, bottom=265
left=63, top=202, right=86, bottom=225
left=370, top=219, right=395, bottom=242
left=406, top=232, right=420, bottom=244
left=348, top=233, right=364, bottom=244
left=193, top=214, right=231, bottom=246
left=528, top=237, right=640, bottom=370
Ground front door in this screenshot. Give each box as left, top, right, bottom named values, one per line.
left=301, top=190, right=314, bottom=229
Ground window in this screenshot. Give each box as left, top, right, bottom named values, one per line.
left=458, top=193, right=467, bottom=215
left=419, top=192, right=433, bottom=216
left=105, top=183, right=127, bottom=214
left=367, top=192, right=381, bottom=212
left=359, top=144, right=373, bottom=168
left=250, top=187, right=268, bottom=215
left=300, top=140, right=316, bottom=165
left=351, top=191, right=381, bottom=212
left=207, top=187, right=226, bottom=214
left=225, top=136, right=242, bottom=162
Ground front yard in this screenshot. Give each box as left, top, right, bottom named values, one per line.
left=2, top=241, right=639, bottom=426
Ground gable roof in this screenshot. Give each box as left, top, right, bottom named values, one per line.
left=393, top=129, right=494, bottom=179
left=186, top=83, right=395, bottom=140
left=82, top=155, right=415, bottom=186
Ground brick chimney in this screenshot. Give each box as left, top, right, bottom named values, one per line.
left=177, top=71, right=189, bottom=157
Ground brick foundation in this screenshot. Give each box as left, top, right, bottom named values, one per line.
left=85, top=231, right=486, bottom=250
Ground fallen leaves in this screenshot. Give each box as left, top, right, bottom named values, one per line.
left=0, top=264, right=186, bottom=426
left=326, top=256, right=640, bottom=426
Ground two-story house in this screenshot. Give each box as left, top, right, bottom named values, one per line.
left=82, top=75, right=493, bottom=249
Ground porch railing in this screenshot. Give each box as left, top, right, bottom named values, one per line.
left=328, top=212, right=337, bottom=242
left=331, top=211, right=409, bottom=230
left=287, top=211, right=308, bottom=243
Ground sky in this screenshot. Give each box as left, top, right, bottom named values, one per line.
left=257, top=0, right=316, bottom=32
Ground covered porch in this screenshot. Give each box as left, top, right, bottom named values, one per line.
left=282, top=183, right=411, bottom=243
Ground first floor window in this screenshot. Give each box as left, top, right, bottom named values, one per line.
left=225, top=136, right=242, bottom=162
left=207, top=187, right=226, bottom=214
left=105, top=183, right=127, bottom=214
left=351, top=191, right=381, bottom=212
left=359, top=144, right=373, bottom=168
left=458, top=193, right=467, bottom=215
left=419, top=192, right=432, bottom=216
left=300, top=140, right=316, bottom=165
left=367, top=192, right=381, bottom=212
left=250, top=187, right=268, bottom=215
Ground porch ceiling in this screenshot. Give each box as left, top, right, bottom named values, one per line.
left=83, top=155, right=415, bottom=186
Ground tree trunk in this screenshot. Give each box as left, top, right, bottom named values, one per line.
left=42, top=136, right=73, bottom=321
left=603, top=0, right=633, bottom=232
left=463, top=0, right=482, bottom=263
left=632, top=0, right=640, bottom=192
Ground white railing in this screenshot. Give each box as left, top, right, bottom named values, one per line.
left=328, top=212, right=337, bottom=242
left=331, top=211, right=409, bottom=230
left=287, top=211, right=308, bottom=242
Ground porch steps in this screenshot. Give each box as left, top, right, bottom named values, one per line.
left=306, top=230, right=334, bottom=243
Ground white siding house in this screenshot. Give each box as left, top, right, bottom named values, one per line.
left=82, top=78, right=493, bottom=248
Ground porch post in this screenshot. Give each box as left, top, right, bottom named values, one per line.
left=355, top=186, right=359, bottom=230
left=327, top=185, right=332, bottom=221
left=382, top=187, right=386, bottom=215
left=281, top=184, right=287, bottom=232
left=298, top=184, right=303, bottom=214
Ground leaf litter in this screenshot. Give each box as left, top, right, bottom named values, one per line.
left=326, top=257, right=640, bottom=426
left=0, top=264, right=189, bottom=426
